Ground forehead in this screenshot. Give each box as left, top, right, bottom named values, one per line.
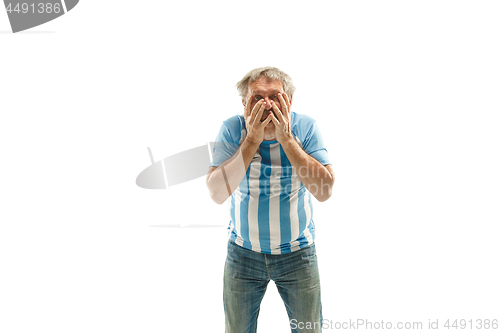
left=248, top=77, right=284, bottom=95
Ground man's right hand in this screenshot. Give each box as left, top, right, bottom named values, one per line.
left=244, top=97, right=272, bottom=144
left=207, top=97, right=270, bottom=204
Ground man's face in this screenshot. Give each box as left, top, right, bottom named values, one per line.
left=244, top=77, right=289, bottom=131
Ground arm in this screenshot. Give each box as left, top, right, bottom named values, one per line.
left=269, top=93, right=334, bottom=202
left=206, top=97, right=271, bottom=204
left=280, top=137, right=335, bottom=202
left=206, top=138, right=259, bottom=205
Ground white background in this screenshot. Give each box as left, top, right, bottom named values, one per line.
left=1, top=1, right=499, bottom=332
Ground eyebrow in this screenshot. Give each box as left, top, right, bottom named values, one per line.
left=252, top=89, right=281, bottom=95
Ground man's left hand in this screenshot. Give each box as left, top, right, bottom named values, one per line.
left=270, top=93, right=293, bottom=144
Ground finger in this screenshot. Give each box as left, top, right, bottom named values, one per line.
left=282, top=93, right=292, bottom=120
left=269, top=112, right=280, bottom=126
left=244, top=96, right=253, bottom=118
left=271, top=100, right=285, bottom=123
left=249, top=99, right=265, bottom=123
left=277, top=93, right=289, bottom=119
left=283, top=93, right=291, bottom=108
left=263, top=112, right=273, bottom=126
left=252, top=100, right=266, bottom=124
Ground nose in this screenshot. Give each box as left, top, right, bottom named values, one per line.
left=263, top=97, right=273, bottom=110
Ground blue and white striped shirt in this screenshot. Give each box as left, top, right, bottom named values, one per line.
left=211, top=112, right=331, bottom=254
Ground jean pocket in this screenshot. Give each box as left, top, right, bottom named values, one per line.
left=301, top=253, right=317, bottom=261
left=300, top=244, right=317, bottom=261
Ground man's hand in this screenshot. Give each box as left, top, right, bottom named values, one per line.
left=269, top=93, right=293, bottom=144
left=244, top=96, right=273, bottom=144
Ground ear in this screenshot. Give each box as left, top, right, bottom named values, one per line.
left=289, top=94, right=293, bottom=105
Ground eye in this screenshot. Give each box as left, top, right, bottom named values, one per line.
left=254, top=96, right=262, bottom=101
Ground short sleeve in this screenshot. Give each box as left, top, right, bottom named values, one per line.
left=210, top=119, right=242, bottom=167
left=302, top=121, right=331, bottom=166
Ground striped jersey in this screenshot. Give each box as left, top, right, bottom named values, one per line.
left=211, top=112, right=331, bottom=254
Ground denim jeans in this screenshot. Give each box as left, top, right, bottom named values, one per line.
left=224, top=239, right=323, bottom=333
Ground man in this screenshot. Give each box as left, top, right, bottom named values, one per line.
left=206, top=67, right=334, bottom=333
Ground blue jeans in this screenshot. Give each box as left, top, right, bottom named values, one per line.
left=224, top=239, right=323, bottom=333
